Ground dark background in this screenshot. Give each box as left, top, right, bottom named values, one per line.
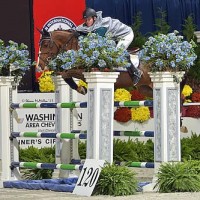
left=86, top=0, right=200, bottom=34
left=0, top=0, right=35, bottom=92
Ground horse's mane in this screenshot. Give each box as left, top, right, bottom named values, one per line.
left=50, top=29, right=77, bottom=34
left=40, top=28, right=75, bottom=36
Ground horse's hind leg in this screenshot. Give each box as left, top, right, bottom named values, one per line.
left=62, top=69, right=85, bottom=81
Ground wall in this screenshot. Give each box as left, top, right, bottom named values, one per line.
left=86, top=0, right=200, bottom=34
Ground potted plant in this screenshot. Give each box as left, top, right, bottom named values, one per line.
left=0, top=39, right=31, bottom=83
left=139, top=30, right=197, bottom=75
left=48, top=33, right=131, bottom=72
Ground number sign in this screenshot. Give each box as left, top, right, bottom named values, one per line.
left=73, top=159, right=105, bottom=196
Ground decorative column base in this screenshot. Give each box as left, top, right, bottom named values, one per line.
left=83, top=72, right=119, bottom=163
left=143, top=71, right=185, bottom=192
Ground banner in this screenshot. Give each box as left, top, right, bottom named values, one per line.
left=33, top=0, right=86, bottom=79
left=16, top=93, right=56, bottom=148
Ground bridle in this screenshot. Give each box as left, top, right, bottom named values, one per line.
left=38, top=30, right=78, bottom=67
left=38, top=36, right=59, bottom=66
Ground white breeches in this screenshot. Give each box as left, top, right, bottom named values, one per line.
left=116, top=29, right=134, bottom=50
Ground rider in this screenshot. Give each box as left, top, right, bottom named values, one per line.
left=76, top=7, right=142, bottom=85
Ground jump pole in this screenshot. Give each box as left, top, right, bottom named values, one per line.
left=53, top=75, right=80, bottom=178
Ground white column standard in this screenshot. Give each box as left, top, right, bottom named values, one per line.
left=144, top=71, right=185, bottom=192
left=83, top=72, right=119, bottom=164
left=0, top=77, right=17, bottom=187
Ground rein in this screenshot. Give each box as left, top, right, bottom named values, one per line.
left=61, top=31, right=78, bottom=51
left=38, top=35, right=60, bottom=65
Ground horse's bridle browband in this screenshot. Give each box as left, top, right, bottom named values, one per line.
left=38, top=33, right=60, bottom=65
left=38, top=30, right=77, bottom=65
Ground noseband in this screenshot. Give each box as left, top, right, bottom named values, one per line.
left=38, top=34, right=59, bottom=66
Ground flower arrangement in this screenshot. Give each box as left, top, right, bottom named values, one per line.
left=113, top=88, right=151, bottom=123
left=186, top=106, right=200, bottom=118
left=181, top=84, right=200, bottom=118
left=131, top=106, right=150, bottom=123
left=139, top=30, right=197, bottom=72
left=114, top=88, right=131, bottom=101
left=114, top=107, right=131, bottom=122
left=130, top=89, right=145, bottom=100
left=38, top=71, right=55, bottom=92
left=191, top=92, right=200, bottom=102
left=0, top=39, right=31, bottom=79
left=182, top=84, right=193, bottom=97
left=48, top=33, right=131, bottom=72
left=113, top=84, right=200, bottom=121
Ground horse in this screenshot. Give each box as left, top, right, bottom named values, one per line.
left=36, top=29, right=153, bottom=97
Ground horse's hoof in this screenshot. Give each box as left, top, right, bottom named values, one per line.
left=180, top=126, right=188, bottom=133
left=77, top=86, right=87, bottom=95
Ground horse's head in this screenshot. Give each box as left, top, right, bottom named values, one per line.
left=36, top=28, right=79, bottom=70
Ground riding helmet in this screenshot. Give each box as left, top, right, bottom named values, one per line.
left=83, top=8, right=97, bottom=18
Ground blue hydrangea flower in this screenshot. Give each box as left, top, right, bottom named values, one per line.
left=140, top=30, right=197, bottom=72
left=48, top=33, right=130, bottom=72
left=0, top=40, right=31, bottom=77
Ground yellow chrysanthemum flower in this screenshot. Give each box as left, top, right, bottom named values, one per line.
left=182, top=85, right=193, bottom=97
left=38, top=71, right=55, bottom=92
left=184, top=99, right=192, bottom=103
left=114, top=88, right=131, bottom=101
left=131, top=106, right=150, bottom=123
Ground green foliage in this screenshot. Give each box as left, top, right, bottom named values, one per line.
left=19, top=146, right=55, bottom=180
left=114, top=138, right=154, bottom=162
left=129, top=12, right=147, bottom=49
left=94, top=163, right=138, bottom=196
left=155, top=161, right=200, bottom=192
left=182, top=15, right=197, bottom=42
left=78, top=139, right=154, bottom=162
left=181, top=14, right=200, bottom=82
left=18, top=133, right=200, bottom=181
left=181, top=133, right=200, bottom=161
left=187, top=160, right=200, bottom=174
left=79, top=134, right=200, bottom=162
left=78, top=141, right=86, bottom=159
left=113, top=139, right=139, bottom=162
left=154, top=8, right=170, bottom=35
left=128, top=139, right=154, bottom=162
left=187, top=45, right=200, bottom=82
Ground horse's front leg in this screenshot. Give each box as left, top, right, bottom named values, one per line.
left=62, top=70, right=87, bottom=95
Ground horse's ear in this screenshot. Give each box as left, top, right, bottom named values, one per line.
left=42, top=29, right=50, bottom=37
left=36, top=27, right=43, bottom=35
